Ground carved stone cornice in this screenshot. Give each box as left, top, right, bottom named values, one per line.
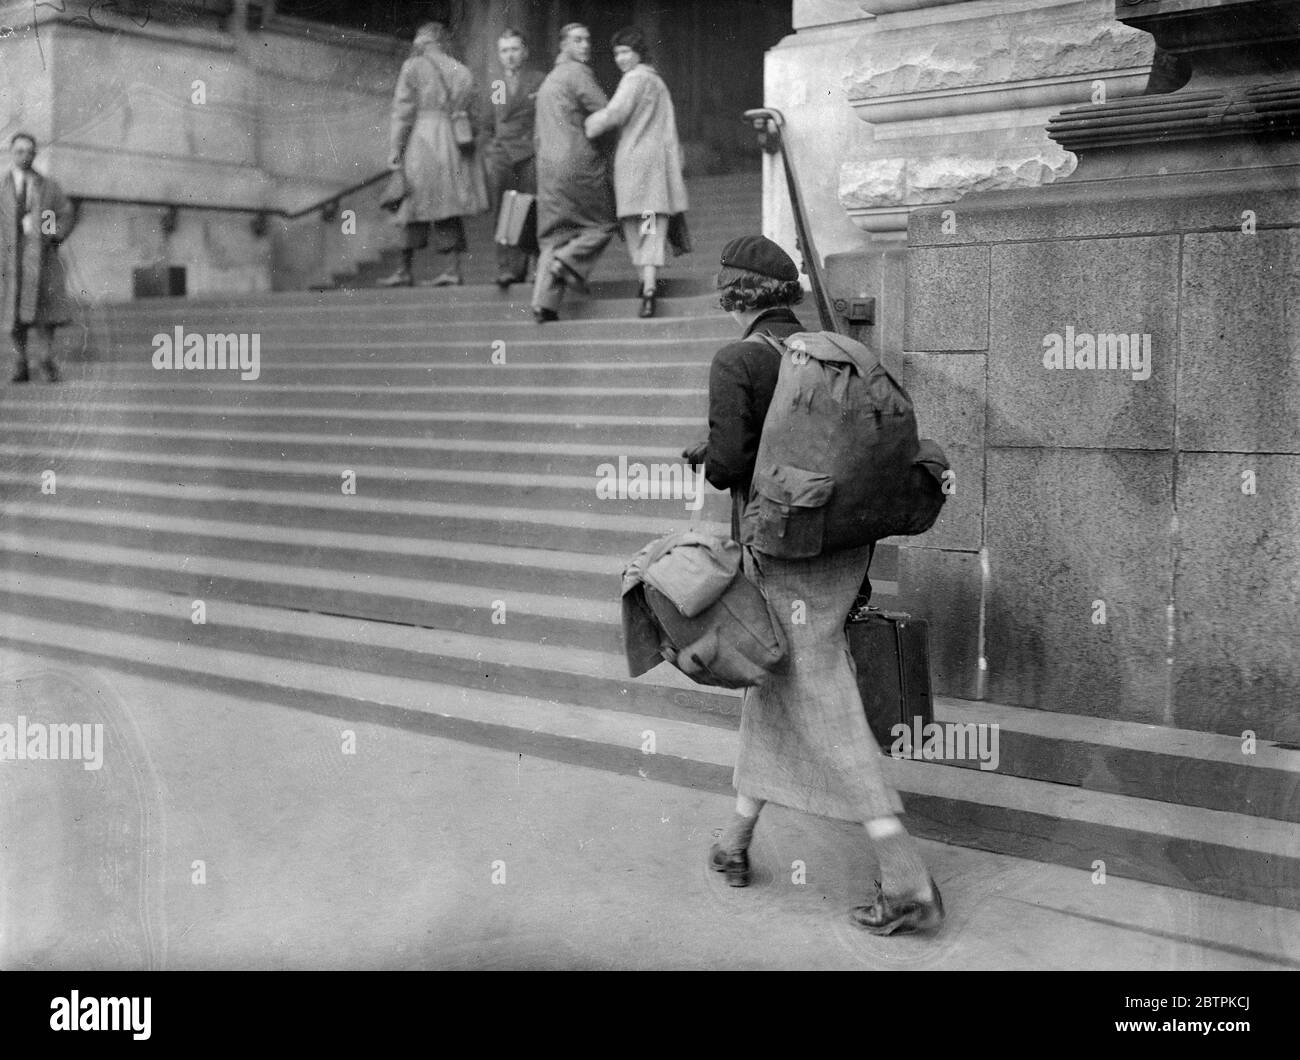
left=1048, top=81, right=1300, bottom=149
left=1047, top=0, right=1300, bottom=154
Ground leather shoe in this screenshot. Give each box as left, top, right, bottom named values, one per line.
left=533, top=306, right=559, bottom=324
left=849, top=878, right=944, bottom=935
left=496, top=271, right=523, bottom=290
left=9, top=369, right=30, bottom=384
left=377, top=269, right=413, bottom=287
left=639, top=293, right=656, bottom=318
left=709, top=843, right=751, bottom=888
left=421, top=272, right=462, bottom=287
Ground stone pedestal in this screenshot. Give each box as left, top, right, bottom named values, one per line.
left=900, top=0, right=1300, bottom=738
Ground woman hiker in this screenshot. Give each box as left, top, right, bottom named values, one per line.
left=583, top=26, right=688, bottom=319
left=682, top=234, right=945, bottom=935
left=382, top=21, right=488, bottom=288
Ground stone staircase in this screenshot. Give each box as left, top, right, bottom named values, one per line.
left=0, top=170, right=1296, bottom=918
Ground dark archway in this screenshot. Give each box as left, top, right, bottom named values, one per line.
left=274, top=0, right=792, bottom=172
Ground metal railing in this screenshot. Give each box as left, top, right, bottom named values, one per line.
left=743, top=107, right=841, bottom=334
left=68, top=168, right=391, bottom=232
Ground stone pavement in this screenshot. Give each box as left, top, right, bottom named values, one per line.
left=1, top=647, right=1295, bottom=972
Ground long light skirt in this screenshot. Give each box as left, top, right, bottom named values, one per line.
left=734, top=544, right=905, bottom=822
left=620, top=214, right=668, bottom=268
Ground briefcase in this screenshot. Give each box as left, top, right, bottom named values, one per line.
left=846, top=606, right=934, bottom=749
left=494, top=190, right=536, bottom=246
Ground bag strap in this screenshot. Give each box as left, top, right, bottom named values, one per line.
left=419, top=53, right=459, bottom=112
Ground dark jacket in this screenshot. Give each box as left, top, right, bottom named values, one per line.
left=482, top=67, right=545, bottom=165
left=703, top=306, right=806, bottom=539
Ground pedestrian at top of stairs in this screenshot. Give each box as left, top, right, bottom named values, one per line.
left=476, top=27, right=545, bottom=291
left=584, top=26, right=689, bottom=320
left=529, top=22, right=618, bottom=324
left=380, top=21, right=489, bottom=290
left=2, top=131, right=78, bottom=385
left=683, top=234, right=945, bottom=936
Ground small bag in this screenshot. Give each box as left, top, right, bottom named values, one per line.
left=424, top=54, right=475, bottom=151
left=450, top=111, right=475, bottom=150
left=379, top=169, right=408, bottom=213
left=494, top=190, right=537, bottom=246
left=668, top=212, right=692, bottom=256
left=622, top=530, right=786, bottom=689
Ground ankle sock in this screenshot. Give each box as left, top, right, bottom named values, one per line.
left=866, top=818, right=931, bottom=900
left=720, top=810, right=761, bottom=854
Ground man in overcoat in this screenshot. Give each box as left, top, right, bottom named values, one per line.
left=382, top=22, right=488, bottom=288
left=480, top=28, right=545, bottom=289
left=529, top=22, right=617, bottom=323
left=1, top=132, right=78, bottom=383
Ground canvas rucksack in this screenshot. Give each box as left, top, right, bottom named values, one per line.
left=741, top=331, right=949, bottom=558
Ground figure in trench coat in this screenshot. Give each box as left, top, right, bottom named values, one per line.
left=382, top=21, right=489, bottom=288
left=1, top=132, right=78, bottom=384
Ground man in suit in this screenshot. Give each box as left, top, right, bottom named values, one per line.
left=481, top=28, right=545, bottom=289
left=1, top=132, right=78, bottom=383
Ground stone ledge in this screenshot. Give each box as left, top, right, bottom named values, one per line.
left=852, top=69, right=1151, bottom=125
left=844, top=21, right=1152, bottom=101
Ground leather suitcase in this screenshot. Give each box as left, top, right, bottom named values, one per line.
left=494, top=190, right=536, bottom=247
left=846, top=606, right=934, bottom=748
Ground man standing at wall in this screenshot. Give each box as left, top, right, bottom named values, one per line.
left=530, top=22, right=617, bottom=323
left=1, top=133, right=78, bottom=384
left=481, top=28, right=545, bottom=290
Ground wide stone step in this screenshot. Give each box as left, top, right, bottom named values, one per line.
left=0, top=399, right=709, bottom=445
left=17, top=381, right=707, bottom=417
left=0, top=531, right=629, bottom=656
left=0, top=472, right=714, bottom=554
left=60, top=360, right=712, bottom=388
left=0, top=446, right=718, bottom=518
left=2, top=581, right=1296, bottom=911
left=0, top=421, right=699, bottom=476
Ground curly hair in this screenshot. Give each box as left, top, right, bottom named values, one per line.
left=716, top=267, right=805, bottom=313
left=611, top=26, right=650, bottom=64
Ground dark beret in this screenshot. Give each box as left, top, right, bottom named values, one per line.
left=718, top=235, right=798, bottom=281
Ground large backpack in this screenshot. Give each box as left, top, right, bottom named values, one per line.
left=741, top=331, right=949, bottom=558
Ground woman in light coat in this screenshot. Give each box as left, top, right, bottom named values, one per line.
left=383, top=21, right=488, bottom=287
left=584, top=27, right=688, bottom=318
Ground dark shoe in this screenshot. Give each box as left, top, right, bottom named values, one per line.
left=709, top=842, right=751, bottom=888
left=377, top=269, right=413, bottom=288
left=9, top=368, right=30, bottom=384
left=421, top=271, right=462, bottom=287
left=639, top=293, right=657, bottom=318
left=38, top=360, right=60, bottom=383
left=495, top=271, right=523, bottom=290
left=533, top=306, right=559, bottom=324
left=849, top=878, right=944, bottom=935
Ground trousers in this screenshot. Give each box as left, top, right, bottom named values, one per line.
left=530, top=224, right=616, bottom=312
